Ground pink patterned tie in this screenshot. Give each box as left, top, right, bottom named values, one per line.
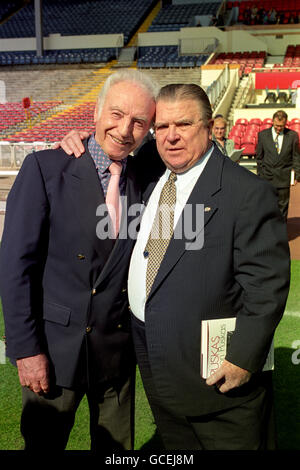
left=106, top=161, right=122, bottom=238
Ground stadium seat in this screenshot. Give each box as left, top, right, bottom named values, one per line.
left=263, top=118, right=273, bottom=125
left=249, top=118, right=262, bottom=126
left=235, top=118, right=248, bottom=126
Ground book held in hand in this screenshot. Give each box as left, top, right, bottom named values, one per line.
left=200, top=317, right=274, bottom=379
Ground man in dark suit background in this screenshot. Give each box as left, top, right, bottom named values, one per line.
left=0, top=70, right=156, bottom=452
left=62, top=84, right=290, bottom=450
left=256, top=109, right=300, bottom=221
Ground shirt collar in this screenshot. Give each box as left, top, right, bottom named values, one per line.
left=88, top=133, right=127, bottom=175
left=272, top=127, right=284, bottom=138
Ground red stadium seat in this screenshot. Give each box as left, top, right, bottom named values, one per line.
left=241, top=135, right=257, bottom=146
left=230, top=135, right=241, bottom=148
left=249, top=118, right=262, bottom=126
left=260, top=124, right=272, bottom=130
left=263, top=118, right=273, bottom=125
left=242, top=144, right=256, bottom=155
left=235, top=118, right=248, bottom=126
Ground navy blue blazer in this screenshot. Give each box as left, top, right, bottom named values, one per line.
left=0, top=141, right=140, bottom=388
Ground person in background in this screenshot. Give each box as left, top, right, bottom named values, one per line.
left=256, top=109, right=300, bottom=221
left=212, top=115, right=235, bottom=157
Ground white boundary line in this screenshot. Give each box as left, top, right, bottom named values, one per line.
left=284, top=310, right=300, bottom=318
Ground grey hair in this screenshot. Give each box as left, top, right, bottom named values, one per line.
left=157, top=83, right=212, bottom=125
left=96, top=69, right=159, bottom=120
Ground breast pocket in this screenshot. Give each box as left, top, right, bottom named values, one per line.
left=43, top=300, right=71, bottom=326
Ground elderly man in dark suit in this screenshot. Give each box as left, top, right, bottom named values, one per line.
left=60, top=84, right=290, bottom=450
left=0, top=70, right=156, bottom=452
left=127, top=85, right=290, bottom=450
left=256, top=109, right=300, bottom=221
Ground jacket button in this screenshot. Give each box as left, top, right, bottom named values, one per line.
left=128, top=306, right=131, bottom=312
left=77, top=254, right=85, bottom=260
left=122, top=287, right=127, bottom=293
left=86, top=326, right=92, bottom=333
left=92, top=288, right=96, bottom=295
left=117, top=323, right=122, bottom=329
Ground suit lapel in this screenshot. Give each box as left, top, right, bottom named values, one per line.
left=64, top=146, right=142, bottom=288
left=63, top=144, right=115, bottom=266
left=266, top=128, right=279, bottom=158
left=147, top=148, right=223, bottom=301
left=278, top=128, right=289, bottom=159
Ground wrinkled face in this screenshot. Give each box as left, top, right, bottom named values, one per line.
left=213, top=120, right=226, bottom=140
left=94, top=81, right=156, bottom=160
left=273, top=117, right=286, bottom=135
left=154, top=98, right=213, bottom=173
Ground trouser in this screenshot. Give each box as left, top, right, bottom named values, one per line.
left=276, top=187, right=290, bottom=222
left=131, top=314, right=277, bottom=450
left=20, top=375, right=134, bottom=452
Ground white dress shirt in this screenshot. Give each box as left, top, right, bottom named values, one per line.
left=272, top=127, right=284, bottom=153
left=128, top=145, right=214, bottom=322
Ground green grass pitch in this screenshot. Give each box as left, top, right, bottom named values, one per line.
left=0, top=260, right=299, bottom=450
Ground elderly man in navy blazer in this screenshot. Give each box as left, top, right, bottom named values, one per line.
left=256, top=109, right=300, bottom=220
left=0, top=70, right=156, bottom=452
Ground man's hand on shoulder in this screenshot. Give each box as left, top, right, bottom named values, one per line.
left=17, top=353, right=50, bottom=395
left=206, top=359, right=252, bottom=393
left=53, top=129, right=90, bottom=158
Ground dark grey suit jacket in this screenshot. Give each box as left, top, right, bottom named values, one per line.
left=138, top=142, right=290, bottom=417
left=256, top=127, right=300, bottom=187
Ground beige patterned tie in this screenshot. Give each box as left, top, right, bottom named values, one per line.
left=145, top=172, right=177, bottom=298
left=106, top=161, right=122, bottom=238
left=274, top=134, right=279, bottom=153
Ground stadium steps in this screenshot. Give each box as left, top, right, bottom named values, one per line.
left=42, top=61, right=117, bottom=106
left=227, top=76, right=251, bottom=127
left=0, top=68, right=100, bottom=103
left=115, top=0, right=161, bottom=67
left=115, top=47, right=137, bottom=67
left=127, top=0, right=161, bottom=47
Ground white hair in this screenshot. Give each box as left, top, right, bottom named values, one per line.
left=95, top=69, right=159, bottom=120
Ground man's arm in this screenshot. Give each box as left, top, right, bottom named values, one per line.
left=54, top=129, right=89, bottom=157
left=0, top=153, right=50, bottom=394
left=207, top=178, right=290, bottom=393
